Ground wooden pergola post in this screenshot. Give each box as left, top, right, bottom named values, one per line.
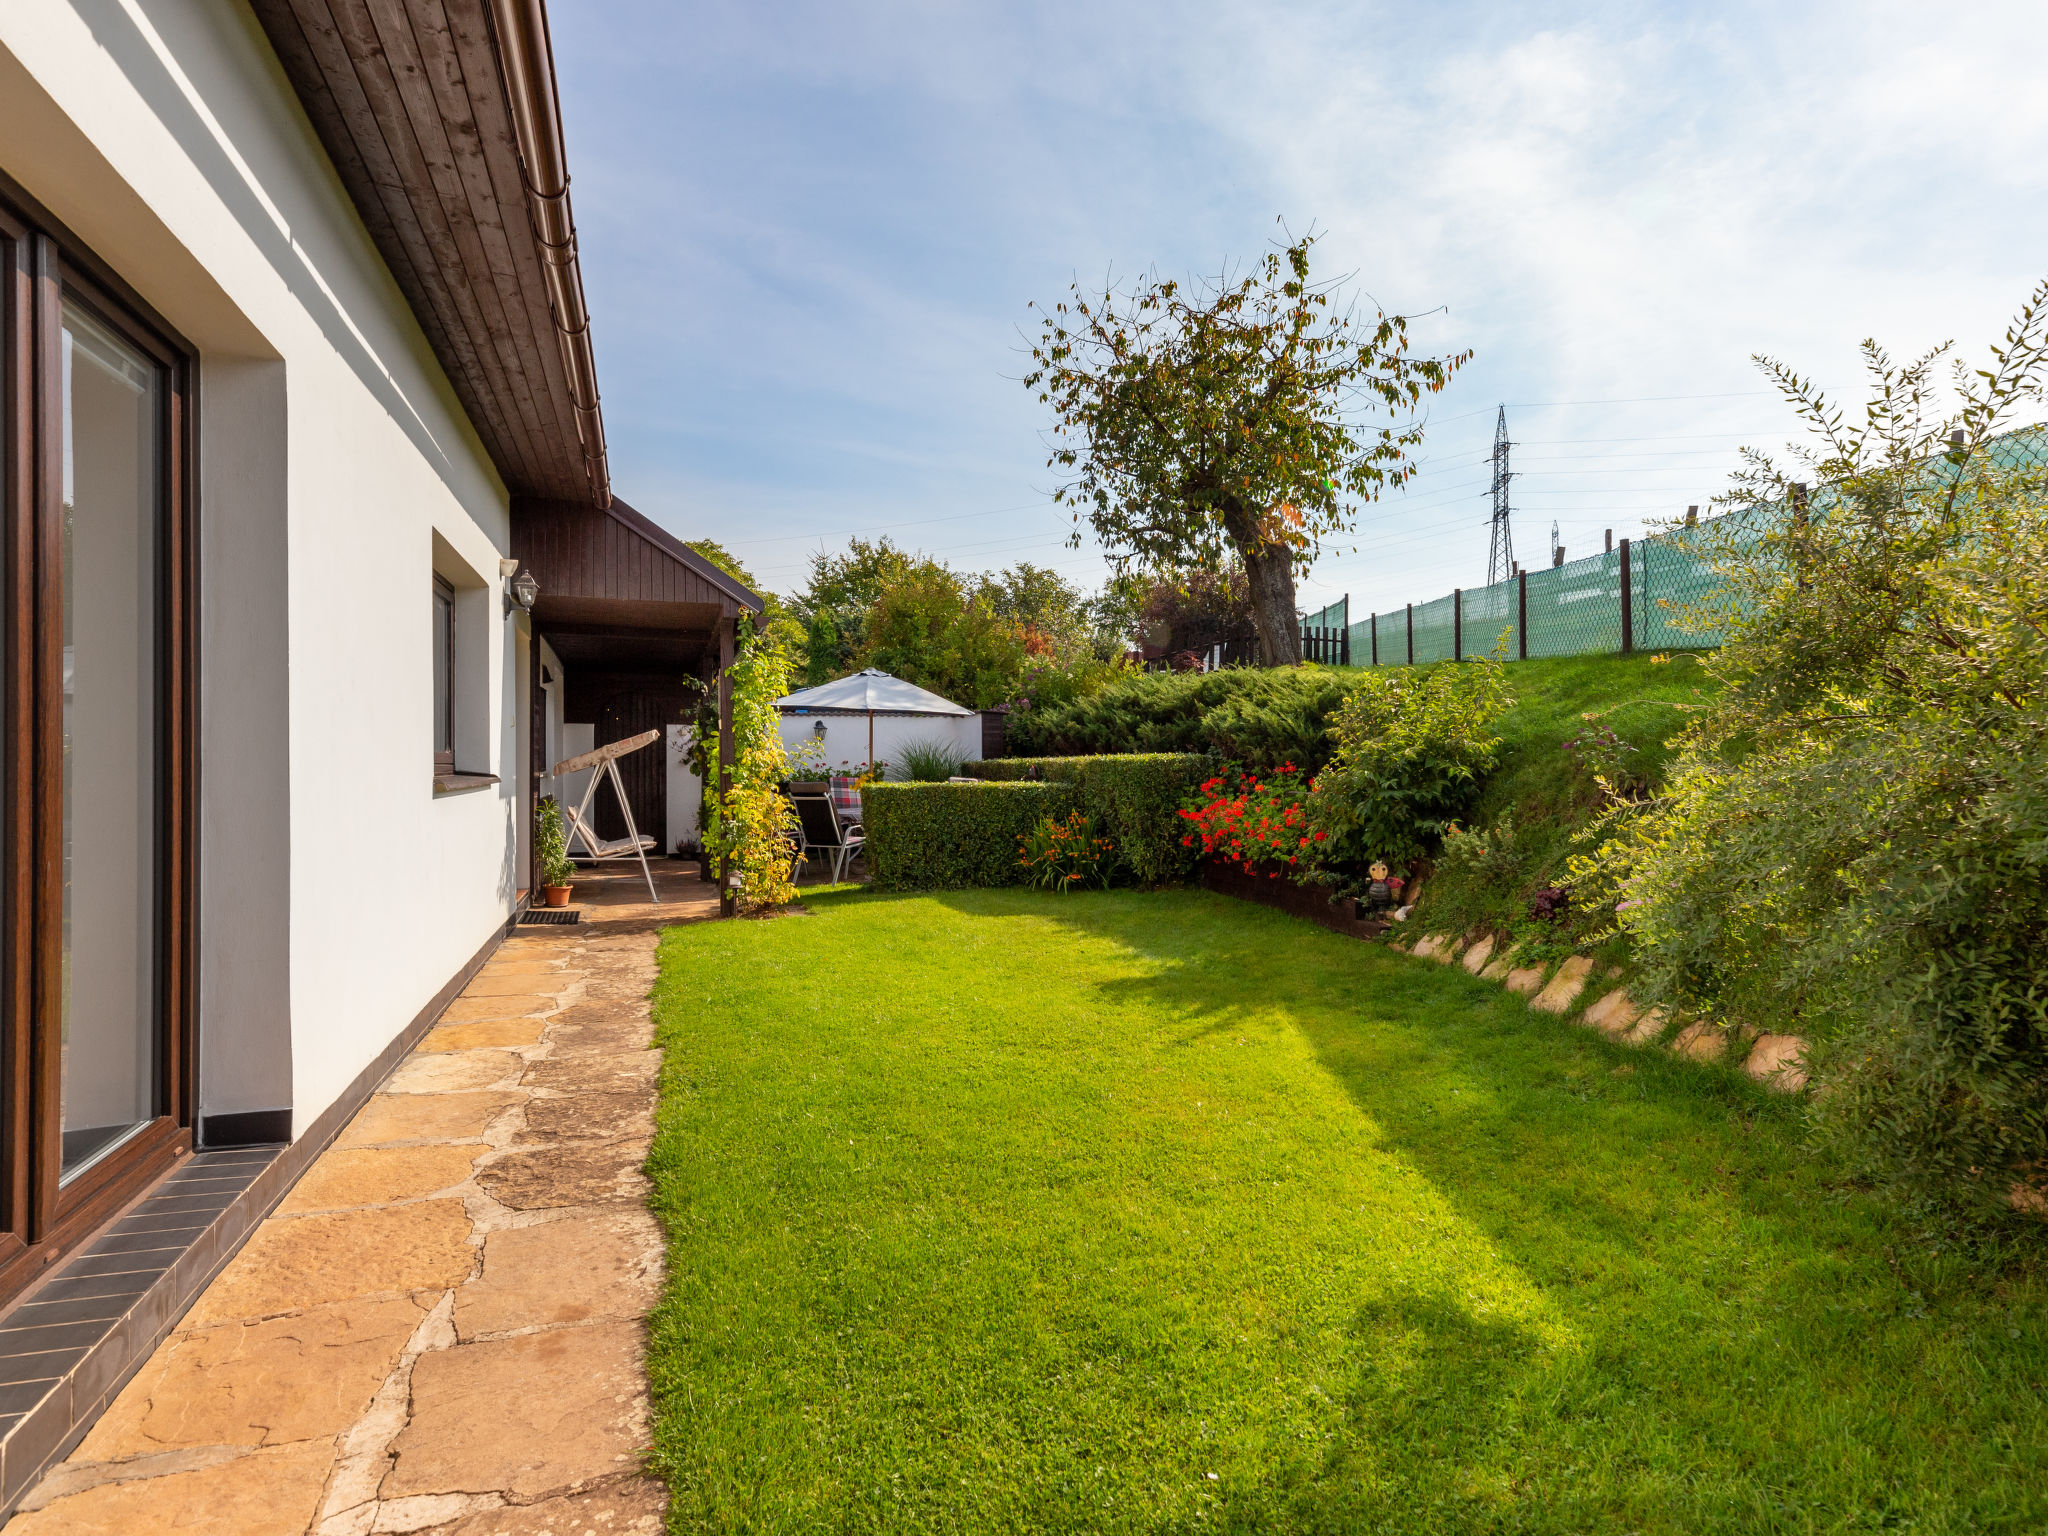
left=717, top=615, right=736, bottom=918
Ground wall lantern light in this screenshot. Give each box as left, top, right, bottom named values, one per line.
left=811, top=719, right=827, bottom=738
left=506, top=565, right=541, bottom=616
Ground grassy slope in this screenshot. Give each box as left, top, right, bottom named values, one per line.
left=1380, top=652, right=1719, bottom=939
left=646, top=888, right=2048, bottom=1536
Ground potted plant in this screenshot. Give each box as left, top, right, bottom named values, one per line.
left=534, top=796, right=576, bottom=907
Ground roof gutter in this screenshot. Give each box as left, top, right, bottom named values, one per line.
left=486, top=0, right=611, bottom=508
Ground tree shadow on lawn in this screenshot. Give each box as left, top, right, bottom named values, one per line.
left=967, top=888, right=2041, bottom=1532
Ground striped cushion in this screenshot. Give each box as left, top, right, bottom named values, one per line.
left=830, top=777, right=864, bottom=823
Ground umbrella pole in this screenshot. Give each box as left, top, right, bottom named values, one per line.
left=868, top=711, right=874, bottom=777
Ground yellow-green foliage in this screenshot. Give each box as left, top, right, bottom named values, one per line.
left=703, top=618, right=800, bottom=912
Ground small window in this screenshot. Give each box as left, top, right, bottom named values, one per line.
left=432, top=575, right=455, bottom=774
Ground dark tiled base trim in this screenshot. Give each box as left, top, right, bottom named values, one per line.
left=200, top=1108, right=293, bottom=1147
left=0, top=1150, right=279, bottom=1512
left=0, top=917, right=507, bottom=1519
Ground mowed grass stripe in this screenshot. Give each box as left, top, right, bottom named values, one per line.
left=646, top=889, right=2048, bottom=1535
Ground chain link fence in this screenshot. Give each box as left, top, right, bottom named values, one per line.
left=1301, top=425, right=2048, bottom=668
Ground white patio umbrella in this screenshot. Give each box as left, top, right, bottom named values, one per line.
left=773, top=668, right=973, bottom=772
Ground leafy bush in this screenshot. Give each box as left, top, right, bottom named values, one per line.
left=1571, top=296, right=2048, bottom=1231
left=1017, top=811, right=1116, bottom=893
left=897, top=737, right=967, bottom=782
left=862, top=781, right=1076, bottom=890
left=1004, top=667, right=1352, bottom=770
left=702, top=616, right=800, bottom=912
left=1306, top=656, right=1514, bottom=871
left=966, top=754, right=1203, bottom=884
left=534, top=796, right=575, bottom=888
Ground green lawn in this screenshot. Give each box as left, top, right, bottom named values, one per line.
left=646, top=889, right=2048, bottom=1534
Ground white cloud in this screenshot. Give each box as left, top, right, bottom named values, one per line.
left=553, top=0, right=2048, bottom=605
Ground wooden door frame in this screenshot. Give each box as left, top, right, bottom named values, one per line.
left=0, top=176, right=198, bottom=1304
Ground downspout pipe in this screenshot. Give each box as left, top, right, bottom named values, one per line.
left=487, top=0, right=611, bottom=508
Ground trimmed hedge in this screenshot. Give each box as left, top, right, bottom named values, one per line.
left=1002, top=667, right=1353, bottom=771
left=862, top=781, right=1075, bottom=891
left=965, top=754, right=1204, bottom=885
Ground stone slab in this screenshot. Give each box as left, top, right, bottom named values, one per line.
left=544, top=1004, right=654, bottom=1058
left=427, top=1479, right=667, bottom=1535
left=1504, top=964, right=1548, bottom=997
left=1671, top=1021, right=1727, bottom=1062
left=463, top=973, right=567, bottom=999
left=454, top=1210, right=663, bottom=1340
left=8, top=1438, right=334, bottom=1535
left=76, top=1295, right=427, bottom=1457
left=279, top=1145, right=480, bottom=1214
left=423, top=1018, right=550, bottom=1052
left=339, top=1092, right=523, bottom=1148
left=520, top=1091, right=654, bottom=1145
left=1580, top=987, right=1641, bottom=1039
left=1531, top=955, right=1595, bottom=1014
left=521, top=1051, right=660, bottom=1097
left=1743, top=1032, right=1810, bottom=1091
left=425, top=1479, right=667, bottom=1535
left=476, top=1141, right=648, bottom=1211
left=387, top=1050, right=528, bottom=1095
left=188, top=1201, right=475, bottom=1325
left=1622, top=1005, right=1668, bottom=1046
left=1460, top=936, right=1495, bottom=976
left=383, top=1322, right=648, bottom=1502
left=443, top=995, right=556, bottom=1024
left=1479, top=949, right=1517, bottom=983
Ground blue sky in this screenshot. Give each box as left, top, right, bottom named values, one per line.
left=551, top=0, right=2048, bottom=617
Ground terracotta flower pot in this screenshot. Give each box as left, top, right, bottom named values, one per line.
left=543, top=885, right=572, bottom=908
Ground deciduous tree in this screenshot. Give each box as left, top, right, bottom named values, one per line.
left=1024, top=229, right=1468, bottom=665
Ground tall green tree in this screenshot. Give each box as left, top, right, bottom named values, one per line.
left=787, top=537, right=917, bottom=685
left=1023, top=229, right=1469, bottom=665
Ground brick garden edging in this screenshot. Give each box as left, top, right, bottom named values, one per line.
left=1398, top=931, right=1810, bottom=1093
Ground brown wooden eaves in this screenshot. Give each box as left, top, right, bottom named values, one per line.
left=250, top=0, right=605, bottom=505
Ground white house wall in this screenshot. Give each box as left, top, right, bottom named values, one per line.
left=0, top=2, right=523, bottom=1137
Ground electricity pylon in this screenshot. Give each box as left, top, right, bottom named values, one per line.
left=1487, top=405, right=1515, bottom=585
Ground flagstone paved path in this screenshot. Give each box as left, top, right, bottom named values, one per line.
left=8, top=862, right=718, bottom=1535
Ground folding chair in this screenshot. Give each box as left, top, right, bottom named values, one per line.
left=786, top=783, right=864, bottom=884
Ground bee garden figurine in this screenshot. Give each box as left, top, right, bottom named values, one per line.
left=1364, top=860, right=1401, bottom=913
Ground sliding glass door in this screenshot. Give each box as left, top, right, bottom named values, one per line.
left=0, top=176, right=194, bottom=1302
left=58, top=298, right=164, bottom=1184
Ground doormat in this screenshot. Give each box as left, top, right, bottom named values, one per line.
left=518, top=908, right=581, bottom=925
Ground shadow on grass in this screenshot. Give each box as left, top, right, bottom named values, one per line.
left=920, top=887, right=1966, bottom=1529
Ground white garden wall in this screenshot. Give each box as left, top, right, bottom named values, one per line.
left=778, top=712, right=981, bottom=781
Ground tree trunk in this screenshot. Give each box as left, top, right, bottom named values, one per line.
left=1223, top=505, right=1302, bottom=666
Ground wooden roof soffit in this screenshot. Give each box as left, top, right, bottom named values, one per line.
left=250, top=0, right=609, bottom=507
left=486, top=0, right=608, bottom=507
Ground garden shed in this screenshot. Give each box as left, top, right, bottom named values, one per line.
left=776, top=670, right=980, bottom=778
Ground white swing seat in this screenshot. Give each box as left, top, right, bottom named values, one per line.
left=563, top=805, right=656, bottom=862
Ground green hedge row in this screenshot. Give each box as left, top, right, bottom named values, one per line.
left=965, top=754, right=1205, bottom=886
left=861, top=781, right=1075, bottom=891
left=1002, top=666, right=1353, bottom=771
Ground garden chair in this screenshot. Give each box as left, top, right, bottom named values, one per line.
left=787, top=783, right=864, bottom=884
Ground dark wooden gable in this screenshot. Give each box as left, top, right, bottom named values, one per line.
left=512, top=497, right=761, bottom=611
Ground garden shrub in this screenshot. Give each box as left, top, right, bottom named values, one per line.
left=703, top=616, right=800, bottom=912
left=1306, top=655, right=1514, bottom=874
left=1568, top=305, right=2048, bottom=1232
left=1017, top=811, right=1116, bottom=893
left=862, top=781, right=1076, bottom=890
left=1004, top=667, right=1351, bottom=771
left=966, top=754, right=1203, bottom=884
